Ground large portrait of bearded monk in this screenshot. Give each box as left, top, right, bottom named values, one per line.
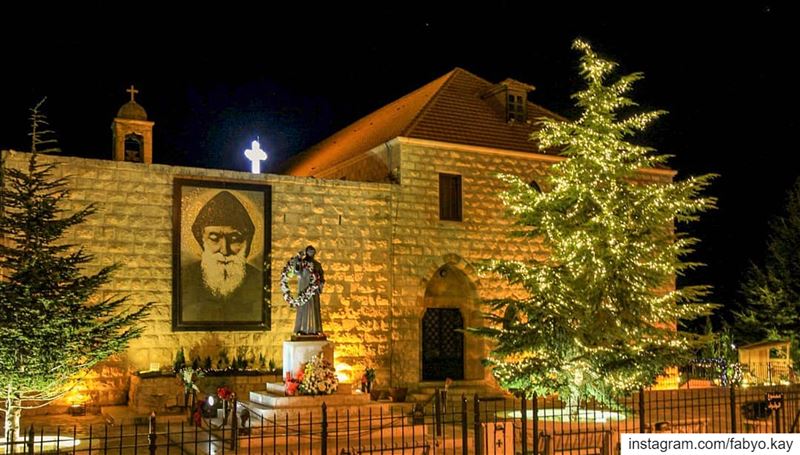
left=172, top=178, right=271, bottom=331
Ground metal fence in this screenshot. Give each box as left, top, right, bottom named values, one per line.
left=5, top=385, right=800, bottom=455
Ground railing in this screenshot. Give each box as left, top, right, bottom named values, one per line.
left=741, top=362, right=796, bottom=385
left=5, top=384, right=800, bottom=455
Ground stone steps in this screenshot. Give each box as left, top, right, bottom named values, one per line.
left=249, top=389, right=371, bottom=408
left=232, top=422, right=433, bottom=452
left=407, top=380, right=509, bottom=406
left=228, top=399, right=417, bottom=432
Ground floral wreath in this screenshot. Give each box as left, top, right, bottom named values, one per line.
left=280, top=250, right=323, bottom=308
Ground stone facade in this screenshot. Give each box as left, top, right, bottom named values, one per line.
left=287, top=135, right=673, bottom=387
left=0, top=143, right=675, bottom=408
left=2, top=150, right=393, bottom=407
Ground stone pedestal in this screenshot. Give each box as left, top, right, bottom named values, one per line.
left=282, top=340, right=333, bottom=379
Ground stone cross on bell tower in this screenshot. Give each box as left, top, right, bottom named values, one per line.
left=126, top=84, right=139, bottom=102
left=112, top=85, right=155, bottom=164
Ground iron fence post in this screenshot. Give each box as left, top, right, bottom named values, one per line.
left=461, top=394, right=468, bottom=455
left=321, top=402, right=328, bottom=455
left=533, top=393, right=539, bottom=455
left=521, top=395, right=527, bottom=455
left=434, top=388, right=442, bottom=437
left=230, top=396, right=238, bottom=451
left=730, top=386, right=737, bottom=433
left=638, top=388, right=646, bottom=433
left=190, top=390, right=196, bottom=424
left=148, top=412, right=157, bottom=455
left=26, top=425, right=34, bottom=455
left=473, top=393, right=482, bottom=455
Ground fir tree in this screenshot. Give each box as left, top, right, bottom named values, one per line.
left=472, top=40, right=716, bottom=409
left=0, top=99, right=150, bottom=440
left=174, top=347, right=187, bottom=373
left=737, top=177, right=800, bottom=365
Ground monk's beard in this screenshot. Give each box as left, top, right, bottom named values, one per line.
left=201, top=248, right=247, bottom=298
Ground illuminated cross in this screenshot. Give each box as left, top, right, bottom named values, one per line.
left=126, top=84, right=139, bottom=102
left=245, top=140, right=267, bottom=174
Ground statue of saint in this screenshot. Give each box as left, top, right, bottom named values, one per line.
left=292, top=245, right=325, bottom=336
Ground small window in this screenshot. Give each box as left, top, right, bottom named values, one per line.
left=439, top=173, right=462, bottom=221
left=529, top=180, right=541, bottom=192
left=507, top=92, right=526, bottom=122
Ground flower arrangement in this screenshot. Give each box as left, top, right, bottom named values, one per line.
left=285, top=371, right=302, bottom=396
left=217, top=385, right=234, bottom=401
left=178, top=366, right=204, bottom=394
left=215, top=385, right=235, bottom=424
left=298, top=353, right=338, bottom=395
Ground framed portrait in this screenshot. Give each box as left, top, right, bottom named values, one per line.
left=172, top=178, right=271, bottom=331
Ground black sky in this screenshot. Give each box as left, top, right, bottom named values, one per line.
left=1, top=2, right=796, bottom=323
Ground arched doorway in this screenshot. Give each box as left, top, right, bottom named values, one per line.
left=421, top=308, right=464, bottom=380
left=421, top=264, right=478, bottom=381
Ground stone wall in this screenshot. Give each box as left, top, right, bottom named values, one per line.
left=1, top=144, right=677, bottom=408
left=2, top=150, right=394, bottom=407
left=128, top=373, right=281, bottom=413
left=387, top=141, right=552, bottom=385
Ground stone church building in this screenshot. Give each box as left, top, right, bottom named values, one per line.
left=2, top=68, right=673, bottom=407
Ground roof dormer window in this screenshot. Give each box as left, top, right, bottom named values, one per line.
left=507, top=93, right=526, bottom=122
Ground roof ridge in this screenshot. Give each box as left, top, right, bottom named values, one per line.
left=283, top=67, right=563, bottom=176
left=401, top=68, right=465, bottom=136
left=404, top=68, right=514, bottom=136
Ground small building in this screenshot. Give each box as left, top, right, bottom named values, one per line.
left=738, top=340, right=794, bottom=384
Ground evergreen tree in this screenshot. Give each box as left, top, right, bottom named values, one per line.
left=472, top=40, right=716, bottom=409
left=737, top=177, right=800, bottom=365
left=0, top=99, right=150, bottom=440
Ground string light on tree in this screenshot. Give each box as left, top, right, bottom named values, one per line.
left=470, top=39, right=717, bottom=412
left=244, top=139, right=267, bottom=174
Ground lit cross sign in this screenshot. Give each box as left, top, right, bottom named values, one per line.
left=244, top=140, right=267, bottom=174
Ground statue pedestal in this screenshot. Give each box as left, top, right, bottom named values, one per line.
left=248, top=339, right=375, bottom=411
left=282, top=340, right=333, bottom=379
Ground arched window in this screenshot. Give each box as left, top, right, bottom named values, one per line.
left=124, top=133, right=144, bottom=162
left=529, top=180, right=542, bottom=192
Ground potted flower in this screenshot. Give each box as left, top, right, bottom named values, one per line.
left=177, top=366, right=204, bottom=414
left=216, top=385, right=235, bottom=424
left=390, top=385, right=408, bottom=403
left=361, top=367, right=376, bottom=393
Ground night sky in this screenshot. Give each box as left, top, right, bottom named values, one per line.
left=1, top=3, right=796, bottom=324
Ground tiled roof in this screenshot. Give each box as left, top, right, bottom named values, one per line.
left=282, top=68, right=563, bottom=176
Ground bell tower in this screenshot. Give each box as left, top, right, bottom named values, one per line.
left=112, top=85, right=154, bottom=164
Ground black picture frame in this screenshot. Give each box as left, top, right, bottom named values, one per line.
left=172, top=178, right=271, bottom=331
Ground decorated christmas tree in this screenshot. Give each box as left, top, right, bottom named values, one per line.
left=473, top=40, right=716, bottom=409
left=0, top=100, right=150, bottom=439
